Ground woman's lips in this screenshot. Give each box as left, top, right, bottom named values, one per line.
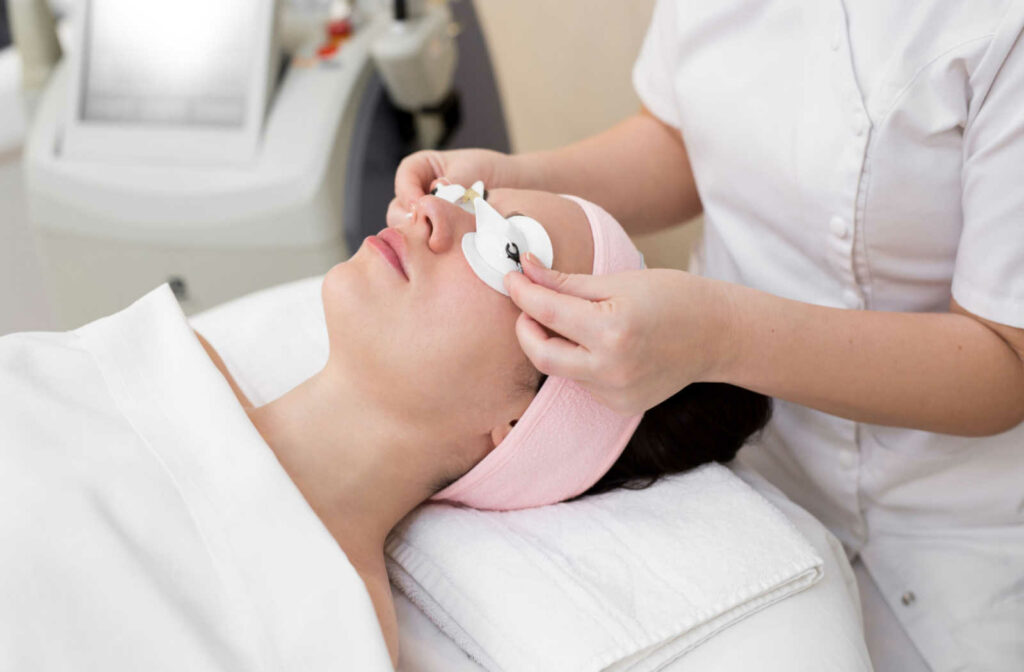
left=368, top=229, right=409, bottom=280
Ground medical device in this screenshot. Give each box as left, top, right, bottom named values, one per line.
left=62, top=0, right=278, bottom=165
left=370, top=0, right=457, bottom=148
left=6, top=0, right=60, bottom=93
left=20, top=0, right=508, bottom=328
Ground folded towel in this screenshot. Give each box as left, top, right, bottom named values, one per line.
left=386, top=463, right=823, bottom=672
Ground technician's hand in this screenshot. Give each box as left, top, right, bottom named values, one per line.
left=386, top=148, right=518, bottom=228
left=504, top=254, right=735, bottom=415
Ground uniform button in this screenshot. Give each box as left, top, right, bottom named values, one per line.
left=842, top=289, right=863, bottom=309
left=901, top=591, right=916, bottom=606
left=829, top=216, right=849, bottom=239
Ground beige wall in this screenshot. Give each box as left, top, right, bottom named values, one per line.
left=473, top=0, right=702, bottom=271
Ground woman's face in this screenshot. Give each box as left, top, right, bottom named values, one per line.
left=321, top=189, right=594, bottom=470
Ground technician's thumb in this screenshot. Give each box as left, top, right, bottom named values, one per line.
left=520, top=253, right=610, bottom=301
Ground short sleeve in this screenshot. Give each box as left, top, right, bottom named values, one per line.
left=952, top=13, right=1024, bottom=328
left=632, top=0, right=683, bottom=130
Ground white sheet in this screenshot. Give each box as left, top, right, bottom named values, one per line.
left=0, top=285, right=393, bottom=671
left=191, top=277, right=873, bottom=672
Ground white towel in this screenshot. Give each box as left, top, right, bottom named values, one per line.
left=385, top=463, right=823, bottom=672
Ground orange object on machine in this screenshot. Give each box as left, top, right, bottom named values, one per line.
left=317, top=42, right=339, bottom=59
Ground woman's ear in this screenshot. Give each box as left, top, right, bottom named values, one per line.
left=489, top=419, right=518, bottom=448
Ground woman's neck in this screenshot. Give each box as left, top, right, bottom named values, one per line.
left=246, top=367, right=432, bottom=554
left=246, top=364, right=438, bottom=669
left=195, top=329, right=424, bottom=547
left=245, top=366, right=421, bottom=672
left=196, top=329, right=418, bottom=665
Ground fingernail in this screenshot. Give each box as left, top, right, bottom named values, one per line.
left=524, top=252, right=542, bottom=267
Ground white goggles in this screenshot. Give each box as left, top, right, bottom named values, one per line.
left=432, top=181, right=554, bottom=296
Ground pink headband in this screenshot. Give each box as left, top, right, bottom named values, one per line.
left=431, top=195, right=645, bottom=510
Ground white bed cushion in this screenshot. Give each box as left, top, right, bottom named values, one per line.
left=191, top=279, right=873, bottom=672
left=386, top=462, right=828, bottom=672
left=394, top=464, right=873, bottom=672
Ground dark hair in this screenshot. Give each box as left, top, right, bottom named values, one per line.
left=575, top=381, right=772, bottom=499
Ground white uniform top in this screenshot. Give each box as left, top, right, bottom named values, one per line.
left=0, top=285, right=393, bottom=672
left=634, top=0, right=1024, bottom=668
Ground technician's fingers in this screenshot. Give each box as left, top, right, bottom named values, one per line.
left=519, top=253, right=614, bottom=301
left=515, top=312, right=595, bottom=381
left=505, top=271, right=605, bottom=348
left=395, top=151, right=446, bottom=209
left=428, top=176, right=453, bottom=193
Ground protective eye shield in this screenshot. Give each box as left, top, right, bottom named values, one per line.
left=431, top=182, right=554, bottom=296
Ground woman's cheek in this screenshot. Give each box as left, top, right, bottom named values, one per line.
left=446, top=262, right=503, bottom=314
left=436, top=257, right=521, bottom=341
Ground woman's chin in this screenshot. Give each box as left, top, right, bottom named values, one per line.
left=321, top=260, right=364, bottom=334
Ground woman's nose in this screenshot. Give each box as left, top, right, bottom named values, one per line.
left=413, top=196, right=467, bottom=254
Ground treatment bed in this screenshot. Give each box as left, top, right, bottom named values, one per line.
left=191, top=276, right=873, bottom=672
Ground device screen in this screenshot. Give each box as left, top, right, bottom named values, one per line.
left=81, top=0, right=259, bottom=127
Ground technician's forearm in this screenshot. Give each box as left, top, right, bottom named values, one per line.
left=715, top=286, right=1024, bottom=436
left=509, top=110, right=702, bottom=235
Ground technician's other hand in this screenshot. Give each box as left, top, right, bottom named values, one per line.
left=386, top=148, right=516, bottom=229
left=504, top=254, right=735, bottom=416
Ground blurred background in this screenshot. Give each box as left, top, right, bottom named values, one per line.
left=0, top=0, right=699, bottom=337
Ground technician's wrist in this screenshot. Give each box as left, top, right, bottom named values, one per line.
left=694, top=275, right=749, bottom=385
left=506, top=151, right=556, bottom=192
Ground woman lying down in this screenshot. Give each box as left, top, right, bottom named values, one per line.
left=0, top=185, right=770, bottom=670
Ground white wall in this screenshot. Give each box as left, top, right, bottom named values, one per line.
left=473, top=0, right=702, bottom=271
